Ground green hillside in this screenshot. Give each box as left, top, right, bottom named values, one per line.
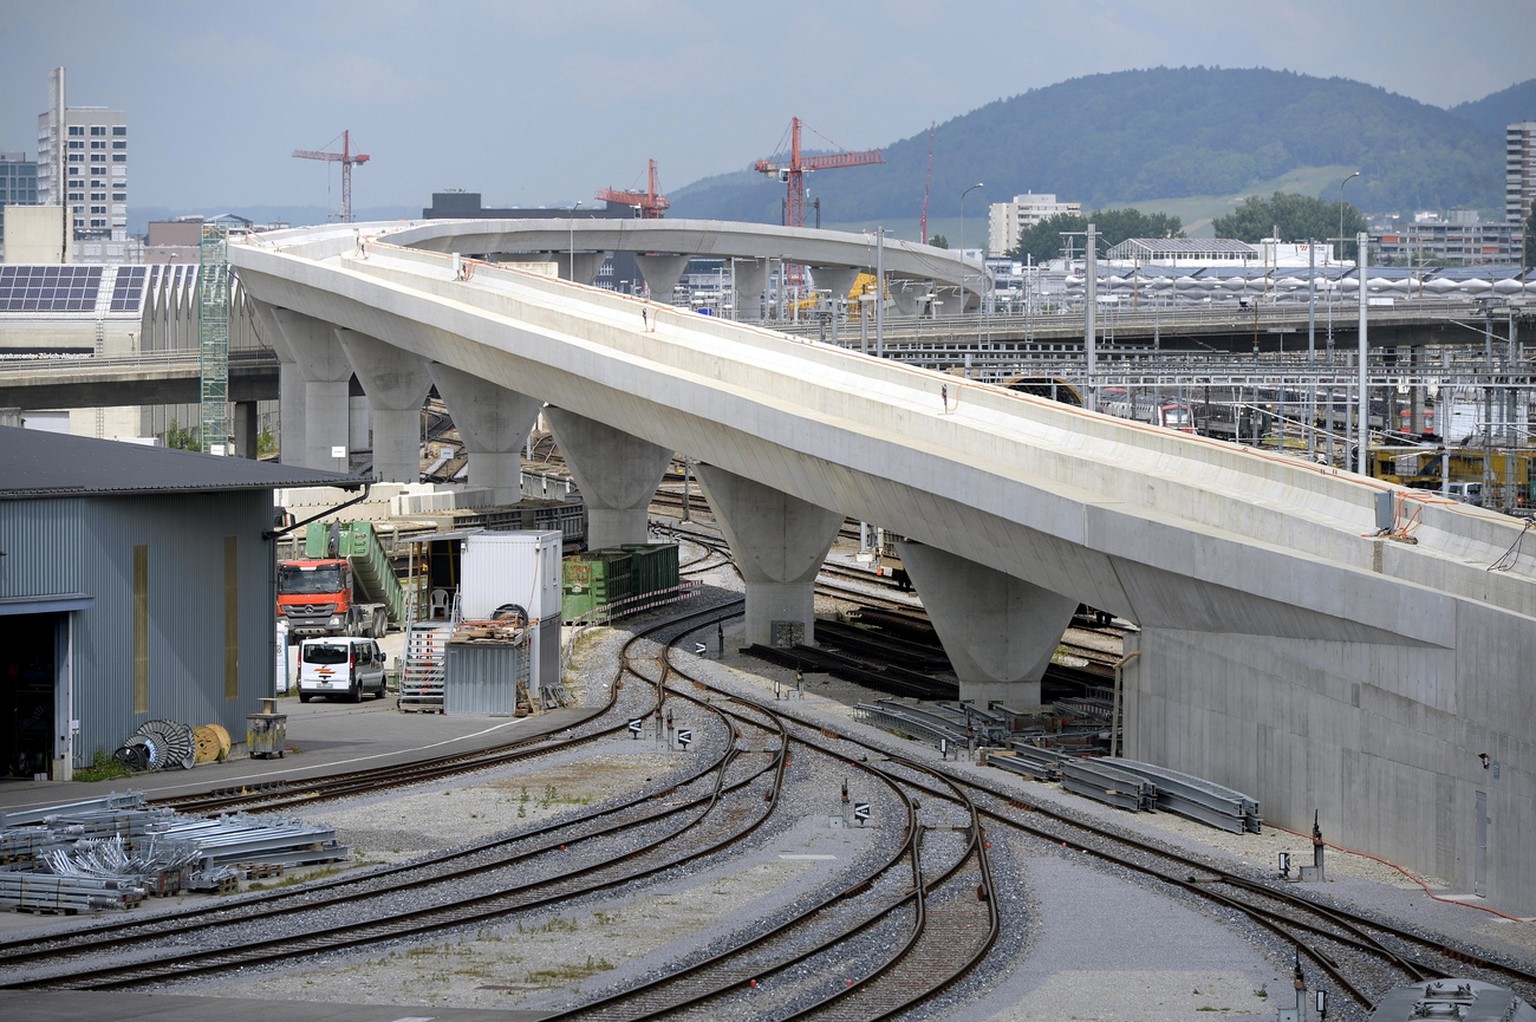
left=670, top=67, right=1519, bottom=228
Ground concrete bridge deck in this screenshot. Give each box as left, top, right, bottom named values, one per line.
left=229, top=220, right=1536, bottom=916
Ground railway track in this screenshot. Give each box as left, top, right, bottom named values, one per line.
left=530, top=656, right=998, bottom=1019
left=6, top=579, right=1524, bottom=1013
left=0, top=603, right=754, bottom=984
left=726, top=690, right=1536, bottom=1014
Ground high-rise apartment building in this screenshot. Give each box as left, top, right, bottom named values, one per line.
left=0, top=151, right=39, bottom=253
left=1507, top=121, right=1536, bottom=226
left=36, top=67, right=130, bottom=261
left=987, top=192, right=1082, bottom=257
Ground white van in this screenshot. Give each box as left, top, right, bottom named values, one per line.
left=298, top=636, right=388, bottom=703
left=1447, top=482, right=1483, bottom=506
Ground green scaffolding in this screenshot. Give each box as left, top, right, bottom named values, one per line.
left=198, top=222, right=231, bottom=454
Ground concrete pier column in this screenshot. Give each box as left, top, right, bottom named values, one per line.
left=251, top=300, right=306, bottom=462
left=897, top=540, right=1078, bottom=709
left=277, top=359, right=305, bottom=462
left=268, top=308, right=353, bottom=471
left=428, top=363, right=542, bottom=504
left=633, top=254, right=692, bottom=301
left=557, top=252, right=606, bottom=286
left=333, top=329, right=432, bottom=484
left=694, top=465, right=843, bottom=649
left=545, top=407, right=673, bottom=548
left=811, top=266, right=859, bottom=309
left=732, top=260, right=769, bottom=320
left=890, top=282, right=928, bottom=317
left=231, top=401, right=259, bottom=460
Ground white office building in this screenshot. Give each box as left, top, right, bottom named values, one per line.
left=1508, top=121, right=1536, bottom=226
left=36, top=67, right=131, bottom=262
left=987, top=192, right=1081, bottom=257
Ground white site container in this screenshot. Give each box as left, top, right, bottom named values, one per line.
left=457, top=531, right=563, bottom=698
left=459, top=530, right=563, bottom=623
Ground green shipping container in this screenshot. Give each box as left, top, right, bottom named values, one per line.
left=621, top=543, right=680, bottom=599
left=562, top=550, right=633, bottom=623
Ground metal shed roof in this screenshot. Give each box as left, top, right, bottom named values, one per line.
left=0, top=426, right=361, bottom=499
left=1106, top=238, right=1259, bottom=259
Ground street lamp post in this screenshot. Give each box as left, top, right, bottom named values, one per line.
left=568, top=200, right=583, bottom=283
left=1337, top=171, right=1360, bottom=263
left=961, top=182, right=983, bottom=315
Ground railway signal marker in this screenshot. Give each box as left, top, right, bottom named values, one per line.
left=676, top=728, right=693, bottom=749
left=628, top=718, right=643, bottom=738
left=853, top=802, right=870, bottom=824
left=694, top=642, right=707, bottom=655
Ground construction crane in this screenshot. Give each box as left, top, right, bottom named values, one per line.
left=595, top=159, right=670, bottom=218
left=920, top=121, right=936, bottom=244
left=754, top=117, right=882, bottom=230
left=292, top=129, right=370, bottom=223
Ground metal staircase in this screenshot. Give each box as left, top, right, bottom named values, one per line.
left=396, top=590, right=455, bottom=712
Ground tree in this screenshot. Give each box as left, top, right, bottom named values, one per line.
left=1212, top=192, right=1366, bottom=259
left=1005, top=208, right=1183, bottom=264
left=164, top=419, right=199, bottom=451
left=1008, top=213, right=1087, bottom=264
left=929, top=234, right=949, bottom=250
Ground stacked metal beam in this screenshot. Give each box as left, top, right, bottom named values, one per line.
left=0, top=793, right=350, bottom=912
left=1060, top=757, right=1159, bottom=813
left=1103, top=758, right=1263, bottom=834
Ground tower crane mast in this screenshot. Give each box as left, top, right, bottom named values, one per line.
left=753, top=117, right=882, bottom=229
left=292, top=129, right=370, bottom=223
left=595, top=159, right=670, bottom=218
left=920, top=121, right=935, bottom=244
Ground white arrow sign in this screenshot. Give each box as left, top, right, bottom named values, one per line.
left=694, top=642, right=707, bottom=655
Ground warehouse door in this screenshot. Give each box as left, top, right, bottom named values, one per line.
left=0, top=612, right=60, bottom=780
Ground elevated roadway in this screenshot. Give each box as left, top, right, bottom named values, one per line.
left=229, top=219, right=1536, bottom=915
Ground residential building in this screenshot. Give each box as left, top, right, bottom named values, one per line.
left=1506, top=121, right=1536, bottom=226
left=987, top=192, right=1081, bottom=258
left=0, top=152, right=39, bottom=255
left=1376, top=213, right=1522, bottom=268
left=36, top=67, right=131, bottom=262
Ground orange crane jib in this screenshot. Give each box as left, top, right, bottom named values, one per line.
left=293, top=129, right=370, bottom=223
left=596, top=158, right=670, bottom=218
left=753, top=117, right=882, bottom=230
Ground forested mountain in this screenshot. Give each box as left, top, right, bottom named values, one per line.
left=1448, top=78, right=1536, bottom=135
left=668, top=67, right=1523, bottom=226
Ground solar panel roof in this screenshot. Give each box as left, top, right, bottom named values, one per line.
left=0, top=265, right=102, bottom=312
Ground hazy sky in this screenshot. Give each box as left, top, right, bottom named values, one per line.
left=4, top=0, right=1533, bottom=214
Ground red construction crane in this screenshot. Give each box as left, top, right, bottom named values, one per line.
left=754, top=117, right=882, bottom=229
left=595, top=159, right=670, bottom=218
left=292, top=129, right=370, bottom=223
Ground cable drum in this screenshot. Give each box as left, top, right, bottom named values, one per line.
left=192, top=724, right=232, bottom=764
left=111, top=734, right=154, bottom=772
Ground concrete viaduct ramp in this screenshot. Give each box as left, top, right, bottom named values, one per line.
left=231, top=220, right=1536, bottom=916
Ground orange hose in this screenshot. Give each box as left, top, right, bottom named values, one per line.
left=1266, top=822, right=1530, bottom=923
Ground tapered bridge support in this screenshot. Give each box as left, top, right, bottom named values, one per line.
left=334, top=329, right=433, bottom=484
left=695, top=465, right=843, bottom=650
left=897, top=540, right=1078, bottom=710
left=546, top=408, right=673, bottom=549
left=428, top=364, right=542, bottom=504
left=267, top=307, right=353, bottom=471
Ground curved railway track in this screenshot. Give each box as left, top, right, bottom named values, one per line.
left=4, top=601, right=1529, bottom=1014
left=736, top=693, right=1536, bottom=1013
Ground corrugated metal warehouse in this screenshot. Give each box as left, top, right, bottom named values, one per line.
left=0, top=426, right=356, bottom=780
